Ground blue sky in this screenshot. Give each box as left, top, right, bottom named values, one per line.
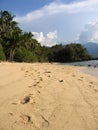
left=1, top=0, right=98, bottom=46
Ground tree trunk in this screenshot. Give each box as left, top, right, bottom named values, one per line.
left=10, top=48, right=15, bottom=61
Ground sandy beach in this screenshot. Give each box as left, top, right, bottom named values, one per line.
left=81, top=67, right=98, bottom=78
left=0, top=62, right=98, bottom=130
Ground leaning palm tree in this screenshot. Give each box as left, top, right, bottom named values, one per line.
left=0, top=10, right=22, bottom=61
left=7, top=27, right=22, bottom=61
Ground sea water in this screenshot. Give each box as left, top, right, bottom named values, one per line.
left=65, top=60, right=98, bottom=67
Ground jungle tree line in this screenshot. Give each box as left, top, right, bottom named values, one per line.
left=0, top=10, right=92, bottom=62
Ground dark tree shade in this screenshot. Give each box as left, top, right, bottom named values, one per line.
left=0, top=44, right=6, bottom=61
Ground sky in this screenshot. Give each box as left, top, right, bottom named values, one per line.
left=1, top=0, right=98, bottom=46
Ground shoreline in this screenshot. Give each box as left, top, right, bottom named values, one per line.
left=80, top=66, right=98, bottom=78
left=0, top=62, right=98, bottom=130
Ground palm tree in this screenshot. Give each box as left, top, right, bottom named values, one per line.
left=8, top=27, right=22, bottom=61
left=0, top=11, right=17, bottom=36
left=21, top=32, right=34, bottom=50
left=0, top=10, right=22, bottom=61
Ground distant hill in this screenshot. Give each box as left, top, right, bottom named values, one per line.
left=83, top=42, right=98, bottom=58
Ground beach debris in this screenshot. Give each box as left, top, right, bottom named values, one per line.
left=59, top=80, right=64, bottom=82
left=20, top=96, right=30, bottom=104
left=88, top=64, right=91, bottom=67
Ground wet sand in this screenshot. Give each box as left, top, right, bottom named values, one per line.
left=81, top=67, right=98, bottom=78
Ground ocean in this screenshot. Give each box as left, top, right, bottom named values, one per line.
left=65, top=60, right=98, bottom=67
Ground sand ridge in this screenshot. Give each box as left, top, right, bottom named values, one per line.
left=0, top=62, right=98, bottom=130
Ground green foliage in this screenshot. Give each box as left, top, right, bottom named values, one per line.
left=0, top=44, right=6, bottom=61
left=14, top=47, right=38, bottom=62
left=0, top=10, right=92, bottom=63
left=0, top=10, right=21, bottom=61
left=47, top=44, right=63, bottom=62
left=47, top=43, right=92, bottom=62
left=34, top=46, right=49, bottom=62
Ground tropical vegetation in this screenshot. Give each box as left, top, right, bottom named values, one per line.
left=0, top=10, right=92, bottom=62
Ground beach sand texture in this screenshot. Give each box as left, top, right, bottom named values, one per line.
left=0, top=62, right=98, bottom=130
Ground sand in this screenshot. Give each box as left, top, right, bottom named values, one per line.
left=81, top=67, right=98, bottom=78
left=0, top=62, right=98, bottom=130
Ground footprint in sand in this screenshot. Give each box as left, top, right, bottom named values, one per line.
left=39, top=77, right=43, bottom=81
left=36, top=81, right=40, bottom=84
left=44, top=71, right=51, bottom=74
left=94, top=88, right=98, bottom=92
left=24, top=70, right=32, bottom=77
left=37, top=90, right=40, bottom=93
left=20, top=67, right=26, bottom=71
left=28, top=85, right=33, bottom=88
left=78, top=76, right=84, bottom=81
left=89, top=81, right=94, bottom=88
left=90, top=81, right=93, bottom=84
left=20, top=113, right=32, bottom=124
left=41, top=115, right=49, bottom=127
left=9, top=112, right=14, bottom=116
left=72, top=74, right=76, bottom=77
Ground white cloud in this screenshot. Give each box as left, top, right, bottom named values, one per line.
left=47, top=31, right=57, bottom=40
left=32, top=32, right=45, bottom=43
left=78, top=20, right=98, bottom=43
left=15, top=0, right=98, bottom=23
left=32, top=31, right=57, bottom=46
left=14, top=0, right=98, bottom=44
